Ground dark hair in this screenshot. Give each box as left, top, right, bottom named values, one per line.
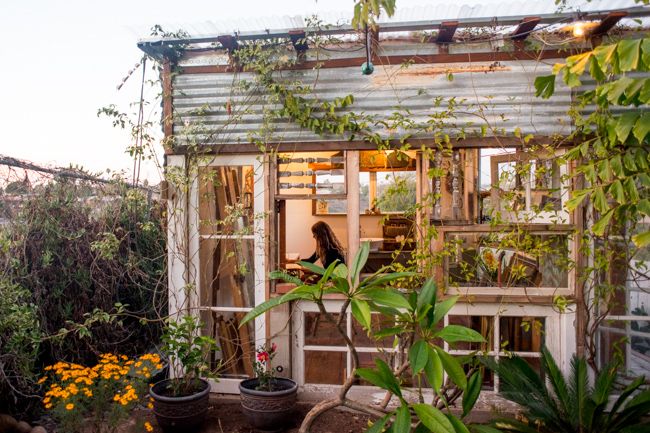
left=311, top=221, right=344, bottom=264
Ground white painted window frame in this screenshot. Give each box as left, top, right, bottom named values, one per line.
left=189, top=154, right=267, bottom=394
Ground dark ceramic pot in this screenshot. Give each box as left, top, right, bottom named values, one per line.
left=239, top=378, right=298, bottom=432
left=150, top=378, right=210, bottom=432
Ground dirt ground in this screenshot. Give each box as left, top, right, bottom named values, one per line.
left=137, top=399, right=372, bottom=433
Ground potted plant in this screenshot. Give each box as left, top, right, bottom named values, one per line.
left=149, top=315, right=219, bottom=432
left=239, top=342, right=297, bottom=431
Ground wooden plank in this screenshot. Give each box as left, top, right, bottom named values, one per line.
left=511, top=17, right=541, bottom=40
left=162, top=59, right=174, bottom=154
left=171, top=135, right=569, bottom=155
left=178, top=48, right=587, bottom=74
left=346, top=151, right=360, bottom=265
left=437, top=21, right=458, bottom=44
left=591, top=11, right=627, bottom=37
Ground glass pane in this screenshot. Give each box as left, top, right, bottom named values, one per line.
left=448, top=316, right=493, bottom=351
left=199, top=238, right=255, bottom=308
left=352, top=314, right=397, bottom=348
left=375, top=171, right=416, bottom=214
left=305, top=351, right=346, bottom=384
left=200, top=310, right=254, bottom=378
left=304, top=313, right=346, bottom=346
left=445, top=232, right=569, bottom=288
left=199, top=166, right=255, bottom=235
left=499, top=317, right=545, bottom=353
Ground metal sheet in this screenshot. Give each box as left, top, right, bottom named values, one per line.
left=171, top=59, right=572, bottom=145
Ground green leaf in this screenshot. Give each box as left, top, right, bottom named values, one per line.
left=394, top=405, right=411, bottom=433
left=436, top=325, right=485, bottom=343
left=593, top=43, right=617, bottom=67
left=624, top=152, right=638, bottom=171
left=433, top=296, right=459, bottom=326
left=615, top=112, right=640, bottom=143
left=357, top=367, right=392, bottom=391
left=624, top=177, right=640, bottom=201
left=435, top=347, right=467, bottom=390
left=351, top=241, right=370, bottom=284
left=568, top=52, right=591, bottom=76
left=566, top=189, right=590, bottom=211
left=333, top=263, right=349, bottom=279
left=609, top=180, right=626, bottom=204
left=633, top=230, right=650, bottom=247
left=592, top=209, right=614, bottom=237
left=373, top=326, right=403, bottom=339
left=411, top=404, right=455, bottom=433
left=633, top=113, right=650, bottom=143
left=351, top=299, right=372, bottom=330
left=367, top=415, right=390, bottom=433
left=417, top=278, right=437, bottom=310
left=298, top=260, right=325, bottom=275
left=534, top=75, right=556, bottom=99
left=640, top=79, right=650, bottom=103
left=424, top=346, right=443, bottom=391
left=375, top=358, right=403, bottom=398
left=446, top=415, right=470, bottom=433
left=617, top=39, right=641, bottom=72
left=239, top=290, right=307, bottom=326
left=462, top=371, right=483, bottom=417
left=593, top=187, right=609, bottom=214
left=409, top=340, right=429, bottom=374
left=588, top=54, right=606, bottom=82
left=597, top=160, right=612, bottom=182
left=610, top=155, right=624, bottom=178
left=642, top=38, right=650, bottom=69
left=638, top=199, right=650, bottom=217
left=269, top=270, right=302, bottom=285
left=362, top=288, right=411, bottom=310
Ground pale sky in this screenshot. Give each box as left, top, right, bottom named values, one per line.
left=0, top=0, right=582, bottom=184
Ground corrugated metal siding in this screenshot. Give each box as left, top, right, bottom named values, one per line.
left=172, top=59, right=571, bottom=145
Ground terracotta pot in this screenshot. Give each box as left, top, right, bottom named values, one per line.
left=150, top=378, right=210, bottom=432
left=239, top=378, right=298, bottom=431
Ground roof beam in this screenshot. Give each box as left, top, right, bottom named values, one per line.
left=217, top=35, right=239, bottom=52
left=289, top=30, right=308, bottom=61
left=591, top=11, right=627, bottom=37
left=437, top=21, right=458, bottom=43
left=511, top=16, right=541, bottom=40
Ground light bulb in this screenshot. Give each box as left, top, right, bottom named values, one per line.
left=573, top=22, right=585, bottom=37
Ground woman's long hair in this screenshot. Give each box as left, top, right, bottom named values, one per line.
left=311, top=221, right=344, bottom=264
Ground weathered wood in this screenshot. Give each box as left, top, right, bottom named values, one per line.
left=346, top=151, right=360, bottom=265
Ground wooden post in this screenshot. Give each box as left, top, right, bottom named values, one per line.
left=346, top=151, right=360, bottom=265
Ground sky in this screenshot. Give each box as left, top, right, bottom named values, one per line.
left=0, top=0, right=585, bottom=184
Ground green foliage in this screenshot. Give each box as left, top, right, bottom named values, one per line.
left=485, top=347, right=650, bottom=433
left=160, top=315, right=219, bottom=396
left=0, top=180, right=166, bottom=417
left=535, top=37, right=650, bottom=246
left=352, top=0, right=396, bottom=29
left=0, top=279, right=41, bottom=415
left=242, top=243, right=488, bottom=433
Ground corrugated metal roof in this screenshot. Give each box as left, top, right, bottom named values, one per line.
left=171, top=60, right=572, bottom=145
left=139, top=0, right=648, bottom=43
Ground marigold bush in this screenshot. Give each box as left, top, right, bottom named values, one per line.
left=40, top=353, right=163, bottom=433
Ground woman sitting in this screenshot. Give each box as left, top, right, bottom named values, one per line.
left=304, top=221, right=346, bottom=268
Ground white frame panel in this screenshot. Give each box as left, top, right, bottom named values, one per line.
left=189, top=154, right=267, bottom=393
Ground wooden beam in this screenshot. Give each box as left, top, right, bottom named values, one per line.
left=511, top=17, right=541, bottom=40
left=289, top=30, right=308, bottom=62
left=179, top=48, right=584, bottom=74
left=217, top=35, right=239, bottom=52
left=162, top=59, right=174, bottom=154
left=346, top=151, right=360, bottom=267
left=591, top=11, right=627, bottom=37
left=437, top=21, right=458, bottom=44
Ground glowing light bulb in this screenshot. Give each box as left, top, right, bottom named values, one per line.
left=573, top=22, right=585, bottom=37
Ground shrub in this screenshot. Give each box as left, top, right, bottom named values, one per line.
left=40, top=353, right=162, bottom=433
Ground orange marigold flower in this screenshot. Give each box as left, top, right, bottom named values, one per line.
left=65, top=403, right=74, bottom=410
left=144, top=421, right=154, bottom=432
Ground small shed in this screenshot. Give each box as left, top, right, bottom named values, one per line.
left=138, top=2, right=650, bottom=397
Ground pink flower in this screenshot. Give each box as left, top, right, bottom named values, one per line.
left=271, top=343, right=277, bottom=353
left=257, top=352, right=269, bottom=362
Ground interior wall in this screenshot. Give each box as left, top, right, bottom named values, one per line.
left=284, top=199, right=383, bottom=260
